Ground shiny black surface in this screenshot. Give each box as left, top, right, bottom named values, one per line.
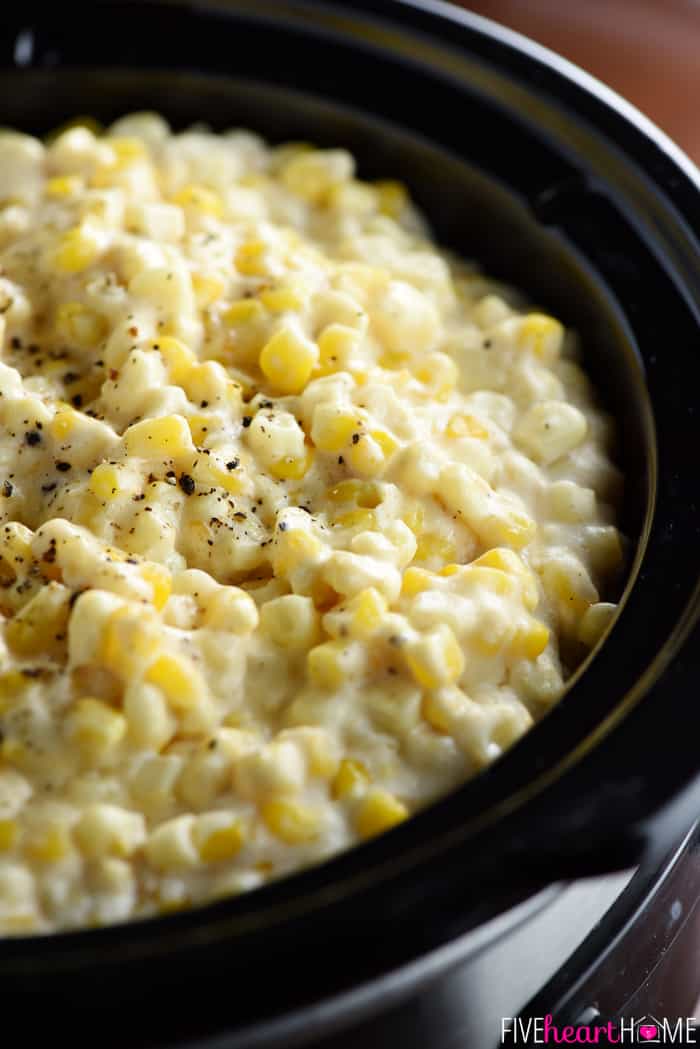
left=0, top=3, right=699, bottom=1046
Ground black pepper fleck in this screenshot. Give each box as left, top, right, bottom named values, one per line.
left=179, top=473, right=195, bottom=496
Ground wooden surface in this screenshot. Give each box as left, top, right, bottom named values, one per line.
left=460, top=1, right=700, bottom=162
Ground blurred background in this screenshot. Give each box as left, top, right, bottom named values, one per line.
left=459, top=0, right=700, bottom=163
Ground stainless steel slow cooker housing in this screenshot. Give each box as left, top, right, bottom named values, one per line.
left=1, top=2, right=700, bottom=1045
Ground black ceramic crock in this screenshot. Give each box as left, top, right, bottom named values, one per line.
left=1, top=2, right=699, bottom=1046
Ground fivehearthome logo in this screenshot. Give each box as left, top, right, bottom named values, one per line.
left=501, top=1014, right=698, bottom=1044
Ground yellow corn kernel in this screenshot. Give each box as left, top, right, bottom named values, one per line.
left=25, top=825, right=72, bottom=864
left=346, top=434, right=386, bottom=477
left=259, top=326, right=317, bottom=394
left=414, top=533, right=456, bottom=565
left=511, top=617, right=550, bottom=661
left=198, top=460, right=248, bottom=496
left=186, top=414, right=213, bottom=446
left=421, top=693, right=451, bottom=734
left=402, top=506, right=425, bottom=535
left=51, top=223, right=103, bottom=274
left=172, top=184, right=223, bottom=218
left=269, top=445, right=314, bottom=481
left=197, top=820, right=246, bottom=863
left=50, top=405, right=80, bottom=441
left=100, top=605, right=161, bottom=678
left=486, top=509, right=536, bottom=550
left=334, top=508, right=377, bottom=531
left=66, top=698, right=127, bottom=760
left=89, top=462, right=121, bottom=501
left=354, top=788, right=408, bottom=839
left=401, top=566, right=434, bottom=597
left=405, top=625, right=464, bottom=690
left=109, top=136, right=147, bottom=163
left=312, top=410, right=357, bottom=453
left=192, top=272, right=225, bottom=308
left=45, top=174, right=84, bottom=198
left=518, top=313, right=564, bottom=363
left=141, top=562, right=171, bottom=611
left=317, top=324, right=359, bottom=374
left=235, top=238, right=268, bottom=276
left=0, top=819, right=19, bottom=851
left=123, top=414, right=194, bottom=459
left=145, top=653, right=204, bottom=711
left=471, top=548, right=538, bottom=610
left=326, top=479, right=363, bottom=504
left=224, top=298, right=265, bottom=326
left=259, top=285, right=304, bottom=313
left=371, top=430, right=399, bottom=460
left=5, top=583, right=71, bottom=658
left=273, top=528, right=323, bottom=577
left=332, top=758, right=370, bottom=800
left=414, top=353, right=458, bottom=398
left=153, top=335, right=196, bottom=384
left=55, top=301, right=107, bottom=349
left=346, top=587, right=387, bottom=639
left=446, top=413, right=489, bottom=439
left=374, top=179, right=409, bottom=218
left=261, top=797, right=323, bottom=844
left=0, top=523, right=33, bottom=579
left=307, top=640, right=350, bottom=690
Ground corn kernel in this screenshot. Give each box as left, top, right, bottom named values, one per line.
left=224, top=299, right=265, bottom=326
left=197, top=819, right=246, bottom=863
left=187, top=414, right=213, bottom=446
left=153, top=336, right=196, bottom=384
left=50, top=405, right=80, bottom=441
left=311, top=407, right=358, bottom=453
left=74, top=803, right=145, bottom=859
left=269, top=445, right=314, bottom=481
left=354, top=788, right=408, bottom=839
left=307, top=640, right=351, bottom=690
left=346, top=434, right=386, bottom=477
left=511, top=617, right=550, bottom=661
left=401, top=566, right=434, bottom=596
left=259, top=285, right=304, bottom=313
left=55, top=301, right=107, bottom=349
left=259, top=326, right=318, bottom=394
left=45, top=174, right=84, bottom=198
left=471, top=548, right=539, bottom=610
left=326, top=479, right=364, bottom=504
left=517, top=313, right=564, bottom=363
left=172, top=184, right=223, bottom=218
left=317, top=324, right=360, bottom=374
left=192, top=272, right=225, bottom=308
left=65, top=697, right=127, bottom=760
left=51, top=223, right=103, bottom=274
left=141, top=562, right=172, bottom=611
left=261, top=797, right=324, bottom=844
left=145, top=653, right=205, bottom=711
left=272, top=528, right=323, bottom=577
left=0, top=819, right=19, bottom=851
left=446, top=413, right=489, bottom=439
left=25, top=825, right=72, bottom=864
left=89, top=462, right=122, bottom=501
left=100, top=605, right=162, bottom=678
left=123, top=414, right=194, bottom=459
left=332, top=758, right=370, bottom=800
left=578, top=601, right=616, bottom=647
left=374, top=179, right=409, bottom=218
left=405, top=625, right=464, bottom=690
left=109, top=136, right=147, bottom=163
left=260, top=594, right=320, bottom=649
left=235, top=238, right=268, bottom=276
left=334, top=509, right=377, bottom=531
left=345, top=587, right=387, bottom=639
left=414, top=533, right=456, bottom=565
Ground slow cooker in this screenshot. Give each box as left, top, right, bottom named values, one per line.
left=1, top=2, right=700, bottom=1046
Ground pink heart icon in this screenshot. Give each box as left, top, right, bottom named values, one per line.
left=639, top=1026, right=658, bottom=1041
